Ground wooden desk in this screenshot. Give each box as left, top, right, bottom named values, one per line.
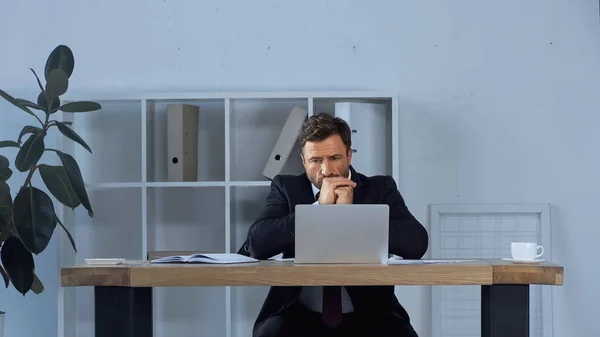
left=61, top=258, right=563, bottom=337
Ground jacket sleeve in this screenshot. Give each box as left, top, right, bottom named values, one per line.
left=383, top=176, right=429, bottom=259
left=246, top=175, right=295, bottom=260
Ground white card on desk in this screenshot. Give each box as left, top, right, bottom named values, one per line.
left=85, top=258, right=125, bottom=265
left=269, top=257, right=295, bottom=262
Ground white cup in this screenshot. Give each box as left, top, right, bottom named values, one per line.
left=511, top=242, right=544, bottom=260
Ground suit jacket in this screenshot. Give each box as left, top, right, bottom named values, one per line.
left=237, top=166, right=429, bottom=331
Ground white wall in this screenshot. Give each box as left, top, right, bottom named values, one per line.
left=0, top=99, right=60, bottom=337
left=1, top=0, right=598, bottom=336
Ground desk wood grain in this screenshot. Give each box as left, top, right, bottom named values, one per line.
left=490, top=259, right=564, bottom=285
left=60, top=259, right=563, bottom=287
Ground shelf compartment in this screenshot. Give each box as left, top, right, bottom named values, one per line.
left=229, top=185, right=272, bottom=336
left=229, top=185, right=271, bottom=253
left=147, top=186, right=226, bottom=252
left=313, top=97, right=394, bottom=176
left=65, top=99, right=143, bottom=184
left=229, top=98, right=308, bottom=182
left=72, top=187, right=143, bottom=261
left=146, top=99, right=226, bottom=183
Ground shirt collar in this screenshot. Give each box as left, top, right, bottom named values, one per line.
left=312, top=170, right=352, bottom=199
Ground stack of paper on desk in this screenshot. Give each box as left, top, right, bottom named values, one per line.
left=150, top=253, right=258, bottom=264
left=386, top=258, right=476, bottom=265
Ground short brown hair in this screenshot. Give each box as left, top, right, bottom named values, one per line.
left=297, top=112, right=352, bottom=152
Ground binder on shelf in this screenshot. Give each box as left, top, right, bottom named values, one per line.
left=262, top=105, right=308, bottom=180
left=335, top=102, right=387, bottom=177
left=167, top=104, right=199, bottom=182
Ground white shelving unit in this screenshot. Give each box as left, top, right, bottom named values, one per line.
left=55, top=91, right=399, bottom=337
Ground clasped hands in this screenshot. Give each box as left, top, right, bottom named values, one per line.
left=317, top=177, right=356, bottom=205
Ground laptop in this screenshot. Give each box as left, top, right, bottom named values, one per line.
left=294, top=204, right=389, bottom=264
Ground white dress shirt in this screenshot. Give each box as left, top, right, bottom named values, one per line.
left=296, top=172, right=355, bottom=313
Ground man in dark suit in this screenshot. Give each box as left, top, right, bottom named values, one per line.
left=238, top=113, right=429, bottom=337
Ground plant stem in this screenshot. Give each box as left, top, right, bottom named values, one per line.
left=20, top=165, right=38, bottom=191
left=19, top=104, right=51, bottom=192
left=33, top=114, right=44, bottom=127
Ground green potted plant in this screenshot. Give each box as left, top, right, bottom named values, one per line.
left=0, top=45, right=100, bottom=336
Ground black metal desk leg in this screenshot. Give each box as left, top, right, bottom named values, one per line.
left=95, top=286, right=153, bottom=337
left=481, top=284, right=529, bottom=337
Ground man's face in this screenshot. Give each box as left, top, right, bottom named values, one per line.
left=300, top=134, right=352, bottom=189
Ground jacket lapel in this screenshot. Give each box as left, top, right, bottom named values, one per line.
left=349, top=166, right=367, bottom=204
left=295, top=173, right=318, bottom=206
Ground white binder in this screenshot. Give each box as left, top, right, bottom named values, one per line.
left=262, top=105, right=308, bottom=180
left=167, top=104, right=199, bottom=182
left=335, top=102, right=387, bottom=177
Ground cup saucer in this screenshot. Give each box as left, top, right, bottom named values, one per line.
left=502, top=257, right=544, bottom=264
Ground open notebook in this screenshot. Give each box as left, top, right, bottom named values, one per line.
left=150, top=253, right=259, bottom=264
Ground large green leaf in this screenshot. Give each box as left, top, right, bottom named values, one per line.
left=18, top=125, right=42, bottom=144
left=55, top=215, right=76, bottom=253
left=0, top=181, right=11, bottom=204
left=50, top=121, right=72, bottom=127
left=55, top=151, right=93, bottom=217
left=54, top=122, right=91, bottom=153
left=29, top=68, right=44, bottom=93
left=14, top=99, right=43, bottom=111
left=15, top=133, right=45, bottom=172
left=0, top=264, right=9, bottom=288
left=37, top=92, right=60, bottom=113
left=45, top=69, right=69, bottom=101
left=59, top=101, right=101, bottom=113
left=0, top=236, right=34, bottom=295
left=0, top=182, right=12, bottom=229
left=44, top=45, right=74, bottom=80
left=0, top=89, right=15, bottom=104
left=38, top=164, right=80, bottom=208
left=0, top=155, right=8, bottom=169
left=0, top=141, right=19, bottom=149
left=0, top=155, right=10, bottom=181
left=0, top=89, right=39, bottom=120
left=0, top=167, right=11, bottom=182
left=13, top=186, right=57, bottom=255
left=0, top=89, right=14, bottom=104
left=31, top=273, right=43, bottom=294
left=0, top=181, right=11, bottom=206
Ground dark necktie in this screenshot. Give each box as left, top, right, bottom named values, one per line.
left=315, top=191, right=343, bottom=327
left=322, top=286, right=342, bottom=328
